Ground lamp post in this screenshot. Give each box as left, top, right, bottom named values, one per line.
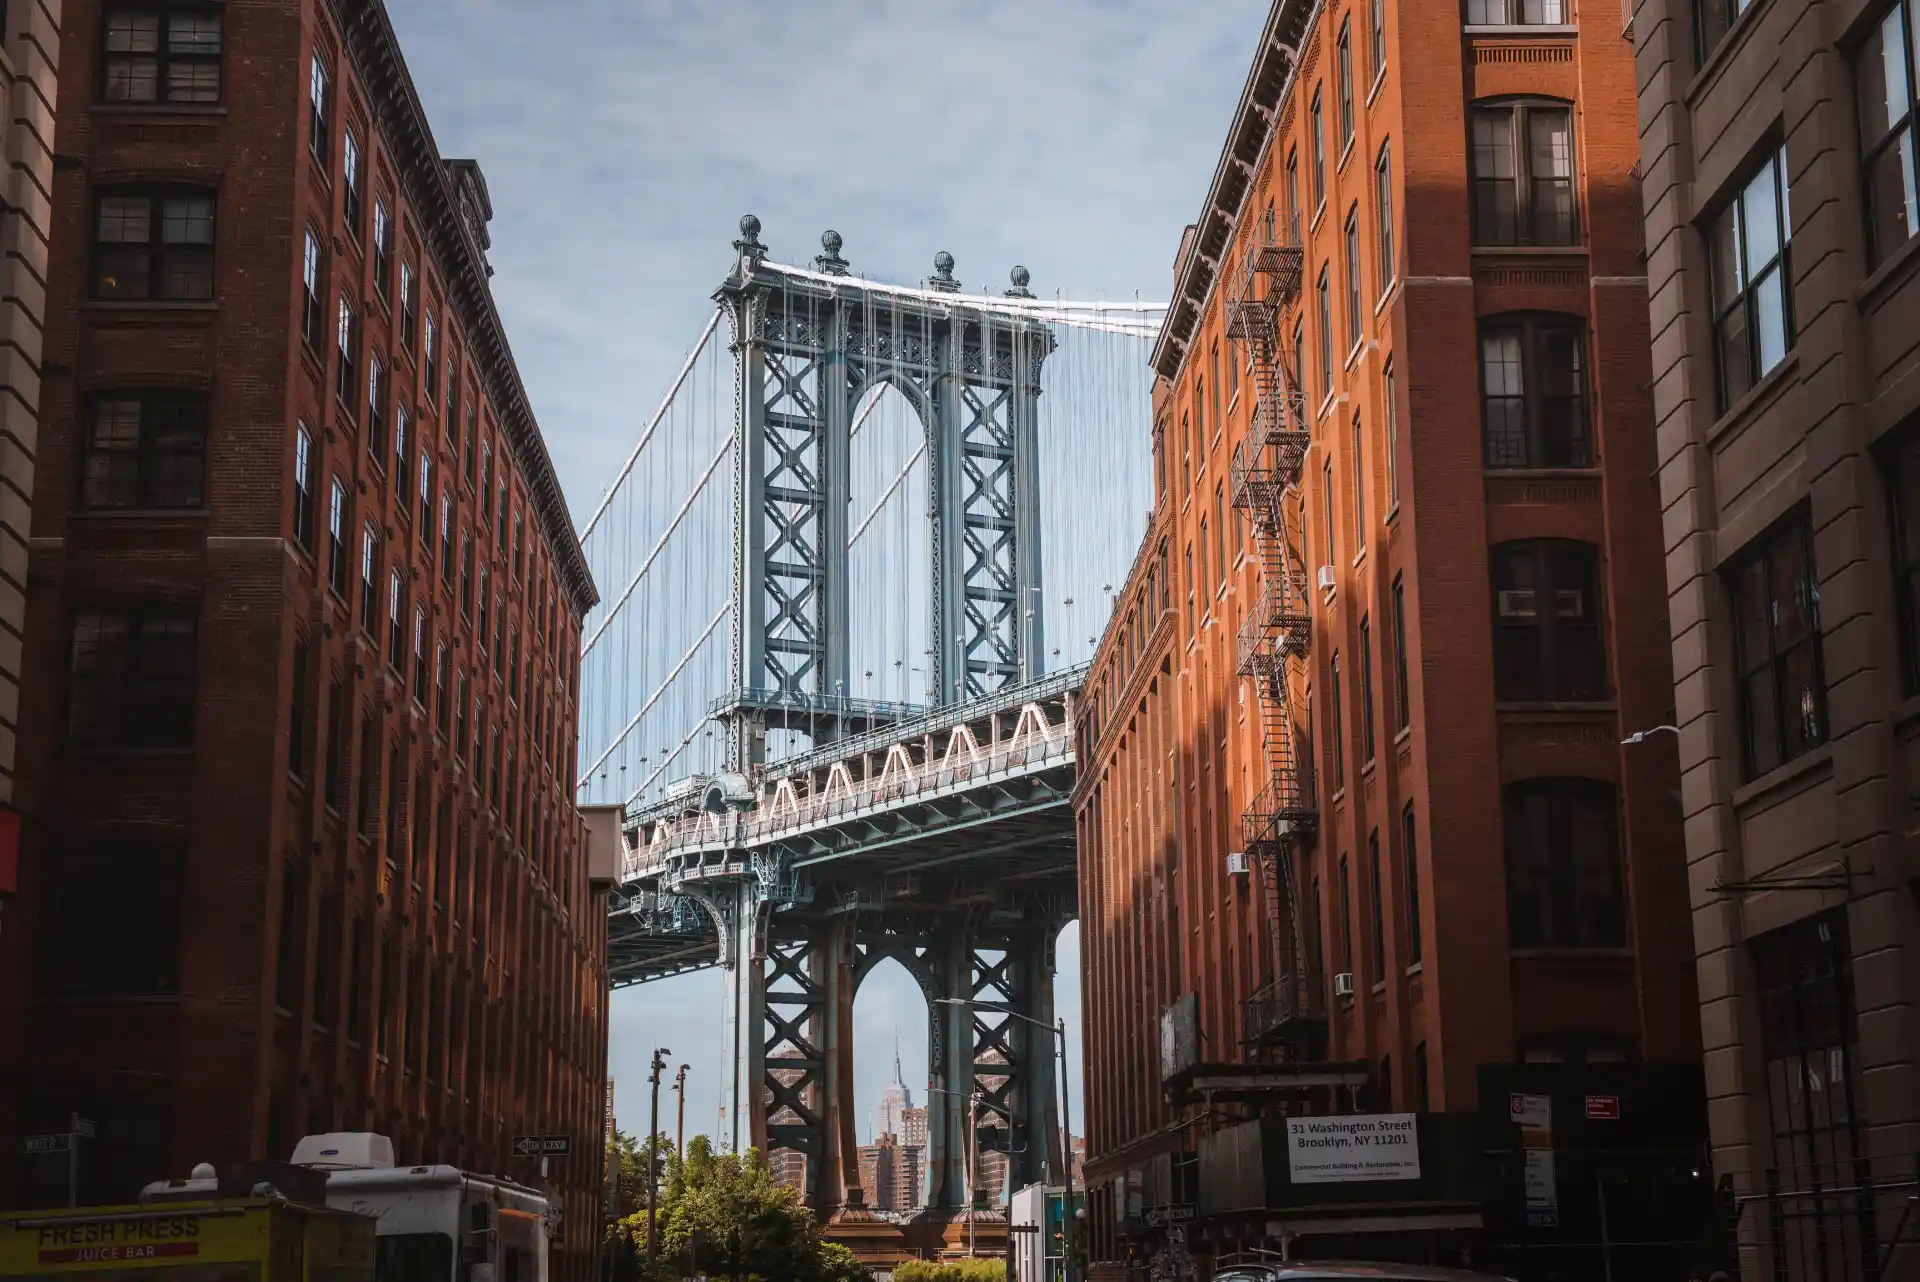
left=937, top=998, right=1079, bottom=1282
left=1620, top=723, right=1679, bottom=746
left=673, top=1064, right=689, bottom=1160
left=647, top=1048, right=671, bottom=1267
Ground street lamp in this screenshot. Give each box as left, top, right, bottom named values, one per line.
left=1621, top=723, right=1679, bottom=746
left=647, top=1048, right=671, bottom=1267
left=937, top=998, right=1079, bottom=1282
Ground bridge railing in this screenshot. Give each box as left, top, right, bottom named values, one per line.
left=620, top=678, right=1083, bottom=881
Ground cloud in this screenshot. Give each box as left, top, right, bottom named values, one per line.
left=386, top=0, right=1261, bottom=1150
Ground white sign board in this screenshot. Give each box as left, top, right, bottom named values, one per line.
left=1524, top=1148, right=1559, bottom=1226
left=1286, top=1113, right=1421, bottom=1184
left=1509, top=1093, right=1552, bottom=1130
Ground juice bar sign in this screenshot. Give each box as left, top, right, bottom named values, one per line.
left=34, top=1215, right=204, bottom=1265
left=1286, top=1114, right=1421, bottom=1184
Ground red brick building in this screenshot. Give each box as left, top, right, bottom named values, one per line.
left=1075, top=0, right=1704, bottom=1272
left=0, top=2, right=612, bottom=1275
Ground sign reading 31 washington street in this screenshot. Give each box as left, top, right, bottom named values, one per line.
left=1286, top=1114, right=1421, bottom=1184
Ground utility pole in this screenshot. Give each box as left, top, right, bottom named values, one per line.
left=674, top=1064, right=689, bottom=1160
left=1057, top=1018, right=1078, bottom=1282
left=648, top=1047, right=670, bottom=1267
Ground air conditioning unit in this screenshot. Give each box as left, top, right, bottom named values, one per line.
left=1226, top=851, right=1250, bottom=876
left=1317, top=566, right=1337, bottom=591
left=1333, top=972, right=1356, bottom=998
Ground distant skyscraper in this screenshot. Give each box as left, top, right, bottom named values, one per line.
left=857, top=1132, right=923, bottom=1213
left=873, top=1038, right=914, bottom=1141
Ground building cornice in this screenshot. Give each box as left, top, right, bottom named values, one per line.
left=1149, top=0, right=1317, bottom=383
left=338, top=0, right=600, bottom=618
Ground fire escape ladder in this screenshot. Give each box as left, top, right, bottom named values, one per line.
left=1228, top=204, right=1322, bottom=1060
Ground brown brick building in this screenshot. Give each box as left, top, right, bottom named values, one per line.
left=0, top=0, right=63, bottom=913
left=1076, top=0, right=1705, bottom=1272
left=0, top=1, right=612, bottom=1274
left=1636, top=0, right=1920, bottom=1269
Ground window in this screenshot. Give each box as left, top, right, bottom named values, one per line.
left=1480, top=318, right=1590, bottom=470
left=1696, top=0, right=1754, bottom=59
left=66, top=606, right=197, bottom=747
left=359, top=523, right=378, bottom=636
left=1286, top=149, right=1302, bottom=240
left=460, top=531, right=473, bottom=618
left=1338, top=854, right=1354, bottom=973
left=300, top=227, right=324, bottom=346
left=478, top=567, right=491, bottom=655
left=364, top=373, right=391, bottom=476
left=289, top=639, right=311, bottom=779
left=1330, top=652, right=1346, bottom=788
left=446, top=364, right=460, bottom=440
left=293, top=424, right=316, bottom=549
left=1186, top=544, right=1196, bottom=632
left=275, top=860, right=303, bottom=1013
left=394, top=407, right=410, bottom=506
left=1337, top=19, right=1355, bottom=152
left=1344, top=208, right=1363, bottom=350
left=435, top=642, right=450, bottom=734
left=412, top=602, right=428, bottom=702
left=400, top=263, right=417, bottom=350
left=388, top=568, right=404, bottom=671
left=1384, top=360, right=1400, bottom=508
left=80, top=391, right=205, bottom=509
left=101, top=5, right=222, bottom=103
left=1316, top=264, right=1333, bottom=401
left=1321, top=457, right=1336, bottom=569
left=1888, top=435, right=1920, bottom=693
left=1392, top=576, right=1411, bottom=730
left=423, top=311, right=438, bottom=399
left=354, top=715, right=376, bottom=838
left=1504, top=778, right=1625, bottom=949
left=1711, top=146, right=1794, bottom=408
left=93, top=187, right=215, bottom=300
left=1311, top=87, right=1327, bottom=210
left=419, top=452, right=432, bottom=546
left=346, top=915, right=368, bottom=1043
left=37, top=846, right=185, bottom=996
left=1376, top=143, right=1396, bottom=292
left=1491, top=539, right=1606, bottom=701
left=1352, top=413, right=1367, bottom=552
left=1359, top=615, right=1376, bottom=761
left=327, top=477, right=348, bottom=596
left=1370, top=0, right=1387, bottom=80
left=335, top=291, right=357, bottom=407
left=1368, top=831, right=1385, bottom=977
left=342, top=129, right=363, bottom=238
left=1864, top=6, right=1920, bottom=267
left=1214, top=486, right=1227, bottom=589
left=1470, top=101, right=1576, bottom=246
left=455, top=669, right=469, bottom=755
left=1402, top=803, right=1422, bottom=964
left=307, top=53, right=329, bottom=161
left=323, top=680, right=343, bottom=810
left=1469, top=0, right=1566, bottom=20
left=373, top=200, right=392, bottom=299
left=1731, top=512, right=1826, bottom=776
left=440, top=494, right=454, bottom=581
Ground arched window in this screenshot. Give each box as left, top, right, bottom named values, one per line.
left=1470, top=99, right=1577, bottom=246
left=1480, top=313, right=1589, bottom=468
left=1491, top=539, right=1606, bottom=701
left=1504, top=778, right=1625, bottom=949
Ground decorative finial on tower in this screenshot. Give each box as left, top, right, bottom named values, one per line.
left=733, top=214, right=766, bottom=269
left=1005, top=265, right=1034, bottom=298
left=928, top=251, right=960, bottom=293
left=816, top=229, right=850, bottom=276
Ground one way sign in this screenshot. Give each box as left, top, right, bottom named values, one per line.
left=513, top=1135, right=571, bottom=1157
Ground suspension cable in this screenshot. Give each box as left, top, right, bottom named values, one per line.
left=578, top=310, right=722, bottom=544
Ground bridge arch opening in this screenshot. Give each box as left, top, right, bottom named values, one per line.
left=1053, top=919, right=1084, bottom=1165
left=847, top=380, right=932, bottom=711
left=852, top=954, right=932, bottom=1211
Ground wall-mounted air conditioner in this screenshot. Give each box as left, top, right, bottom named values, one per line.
left=1317, top=567, right=1337, bottom=591
left=1333, top=972, right=1356, bottom=998
left=1226, top=851, right=1250, bottom=875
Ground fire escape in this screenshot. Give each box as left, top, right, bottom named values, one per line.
left=1226, top=204, right=1325, bottom=1063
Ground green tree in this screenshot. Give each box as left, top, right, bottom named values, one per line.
left=612, top=1135, right=868, bottom=1282
left=893, top=1262, right=1006, bottom=1282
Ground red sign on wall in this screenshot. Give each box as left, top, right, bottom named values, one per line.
left=1585, top=1095, right=1621, bottom=1120
left=0, top=805, right=19, bottom=896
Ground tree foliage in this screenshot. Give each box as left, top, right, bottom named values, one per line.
left=608, top=1135, right=868, bottom=1282
left=892, top=1262, right=1006, bottom=1282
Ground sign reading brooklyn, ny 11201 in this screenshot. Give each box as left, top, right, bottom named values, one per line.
left=1285, top=1114, right=1422, bottom=1184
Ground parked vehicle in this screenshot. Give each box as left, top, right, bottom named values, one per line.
left=1212, top=1262, right=1517, bottom=1282
left=0, top=1193, right=373, bottom=1282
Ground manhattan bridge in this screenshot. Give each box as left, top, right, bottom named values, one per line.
left=573, top=217, right=1166, bottom=1247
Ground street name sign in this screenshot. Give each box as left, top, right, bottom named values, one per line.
left=511, top=1135, right=571, bottom=1156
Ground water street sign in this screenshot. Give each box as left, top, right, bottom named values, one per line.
left=512, top=1135, right=571, bottom=1156
left=22, top=1134, right=68, bottom=1155
left=72, top=1117, right=97, bottom=1140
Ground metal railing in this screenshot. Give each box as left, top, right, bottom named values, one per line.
left=1241, top=972, right=1323, bottom=1045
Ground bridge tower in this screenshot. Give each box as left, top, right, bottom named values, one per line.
left=696, top=217, right=1069, bottom=1233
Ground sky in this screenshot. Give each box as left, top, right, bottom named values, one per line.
left=385, top=0, right=1266, bottom=1152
